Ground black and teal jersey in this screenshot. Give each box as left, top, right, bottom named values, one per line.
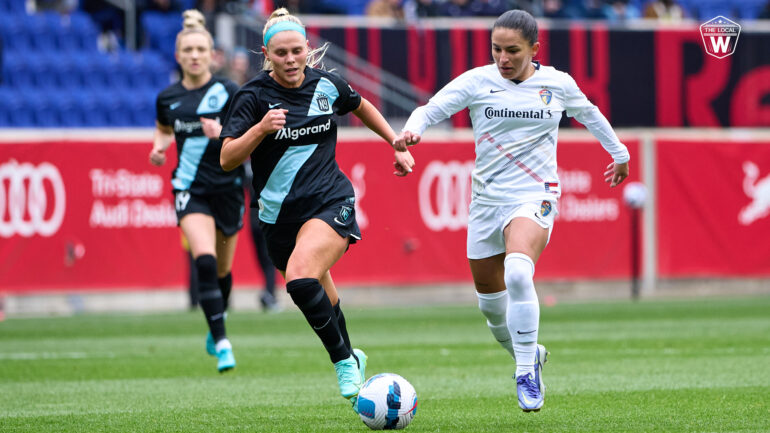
left=156, top=76, right=244, bottom=194
left=220, top=67, right=362, bottom=225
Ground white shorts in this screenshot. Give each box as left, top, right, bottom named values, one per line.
left=466, top=200, right=558, bottom=259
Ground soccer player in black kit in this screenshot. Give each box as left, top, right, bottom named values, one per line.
left=150, top=10, right=244, bottom=373
left=220, top=8, right=415, bottom=411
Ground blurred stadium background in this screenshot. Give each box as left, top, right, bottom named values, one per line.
left=0, top=0, right=769, bottom=316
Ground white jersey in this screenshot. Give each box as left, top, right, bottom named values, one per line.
left=404, top=63, right=630, bottom=206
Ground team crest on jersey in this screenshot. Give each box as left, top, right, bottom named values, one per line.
left=316, top=94, right=330, bottom=111
left=208, top=95, right=219, bottom=109
left=539, top=88, right=552, bottom=105
left=540, top=201, right=552, bottom=217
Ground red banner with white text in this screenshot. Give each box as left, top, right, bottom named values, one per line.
left=0, top=137, right=638, bottom=292
left=657, top=139, right=770, bottom=277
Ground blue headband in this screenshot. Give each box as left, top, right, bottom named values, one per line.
left=263, top=21, right=306, bottom=46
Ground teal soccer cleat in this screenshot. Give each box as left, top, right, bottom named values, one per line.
left=350, top=348, right=368, bottom=413
left=216, top=347, right=235, bottom=373
left=206, top=332, right=215, bottom=356
left=334, top=354, right=363, bottom=399
left=353, top=348, right=367, bottom=384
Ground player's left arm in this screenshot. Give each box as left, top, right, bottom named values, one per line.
left=352, top=98, right=415, bottom=176
left=574, top=107, right=629, bottom=187
left=563, top=73, right=629, bottom=188
left=352, top=98, right=397, bottom=146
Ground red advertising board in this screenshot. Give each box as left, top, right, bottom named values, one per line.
left=657, top=139, right=770, bottom=277
left=0, top=135, right=638, bottom=292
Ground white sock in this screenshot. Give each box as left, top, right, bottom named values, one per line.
left=504, top=253, right=539, bottom=377
left=476, top=291, right=515, bottom=360
left=215, top=338, right=232, bottom=352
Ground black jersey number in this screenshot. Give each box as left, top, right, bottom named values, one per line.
left=175, top=191, right=191, bottom=212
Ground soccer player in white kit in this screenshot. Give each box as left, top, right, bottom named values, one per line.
left=394, top=10, right=629, bottom=412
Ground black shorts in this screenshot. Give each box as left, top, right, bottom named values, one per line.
left=260, top=198, right=361, bottom=271
left=174, top=188, right=245, bottom=236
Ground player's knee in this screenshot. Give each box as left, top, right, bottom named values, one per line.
left=286, top=278, right=324, bottom=311
left=504, top=253, right=535, bottom=295
left=284, top=258, right=317, bottom=282
left=476, top=291, right=507, bottom=319
left=195, top=254, right=218, bottom=285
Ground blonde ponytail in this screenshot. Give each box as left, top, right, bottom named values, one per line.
left=175, top=9, right=214, bottom=52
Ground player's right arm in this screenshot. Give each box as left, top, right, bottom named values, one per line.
left=150, top=122, right=174, bottom=166
left=220, top=88, right=283, bottom=172
left=220, top=108, right=287, bottom=171
left=394, top=69, right=475, bottom=149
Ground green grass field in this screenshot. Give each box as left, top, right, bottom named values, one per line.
left=1, top=295, right=769, bottom=432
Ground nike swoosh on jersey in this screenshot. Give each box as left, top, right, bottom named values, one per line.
left=490, top=89, right=506, bottom=93
left=269, top=102, right=282, bottom=108
left=333, top=217, right=346, bottom=225
left=170, top=102, right=181, bottom=110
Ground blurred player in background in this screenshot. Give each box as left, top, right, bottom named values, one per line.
left=149, top=9, right=244, bottom=373
left=243, top=162, right=282, bottom=312
left=224, top=48, right=282, bottom=312
left=394, top=9, right=629, bottom=412
left=219, top=7, right=414, bottom=411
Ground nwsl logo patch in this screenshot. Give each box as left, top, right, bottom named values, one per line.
left=539, top=88, right=552, bottom=105
left=316, top=94, right=330, bottom=111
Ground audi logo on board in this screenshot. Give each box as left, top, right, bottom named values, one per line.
left=418, top=160, right=474, bottom=231
left=0, top=160, right=66, bottom=238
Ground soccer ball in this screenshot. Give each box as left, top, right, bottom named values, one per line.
left=357, top=373, right=418, bottom=430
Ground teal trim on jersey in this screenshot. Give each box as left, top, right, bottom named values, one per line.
left=196, top=82, right=229, bottom=115
left=307, top=78, right=338, bottom=116
left=172, top=136, right=208, bottom=190
left=259, top=144, right=318, bottom=223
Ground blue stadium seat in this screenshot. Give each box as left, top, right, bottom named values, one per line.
left=692, top=0, right=734, bottom=20
left=141, top=12, right=180, bottom=60
left=0, top=15, right=32, bottom=52
left=0, top=88, right=19, bottom=127
left=85, top=53, right=116, bottom=89
left=69, top=12, right=99, bottom=51
left=55, top=56, right=82, bottom=89
left=3, top=55, right=35, bottom=88
left=17, top=88, right=57, bottom=127
left=0, top=0, right=26, bottom=13
left=96, top=88, right=128, bottom=127
left=28, top=54, right=59, bottom=89
left=737, top=0, right=764, bottom=19
left=124, top=88, right=156, bottom=127
left=79, top=90, right=109, bottom=127
left=51, top=90, right=83, bottom=127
